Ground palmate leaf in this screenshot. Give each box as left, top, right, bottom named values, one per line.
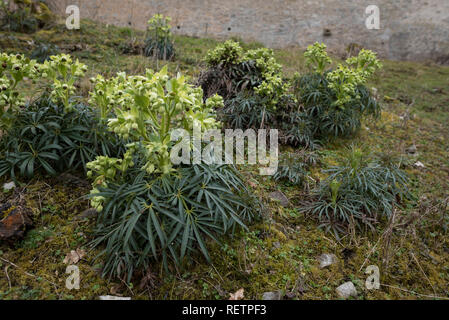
left=302, top=148, right=409, bottom=238
left=294, top=71, right=380, bottom=140
left=90, top=164, right=261, bottom=280
left=0, top=95, right=124, bottom=179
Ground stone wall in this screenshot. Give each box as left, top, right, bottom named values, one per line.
left=47, top=0, right=449, bottom=62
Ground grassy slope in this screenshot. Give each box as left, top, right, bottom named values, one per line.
left=1, top=19, right=449, bottom=300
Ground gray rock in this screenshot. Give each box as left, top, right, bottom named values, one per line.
left=336, top=282, right=357, bottom=299
left=3, top=181, right=16, bottom=192
left=414, top=161, right=425, bottom=168
left=405, top=144, right=417, bottom=154
left=268, top=191, right=289, bottom=207
left=262, top=291, right=282, bottom=300
left=318, top=253, right=337, bottom=269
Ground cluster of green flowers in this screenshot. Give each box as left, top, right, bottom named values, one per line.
left=40, top=54, right=87, bottom=112
left=247, top=48, right=290, bottom=109
left=205, top=41, right=290, bottom=109
left=0, top=53, right=38, bottom=127
left=88, top=73, right=128, bottom=119
left=144, top=14, right=176, bottom=60
left=304, top=43, right=382, bottom=108
left=304, top=42, right=332, bottom=74
left=1, top=52, right=88, bottom=130
left=87, top=66, right=223, bottom=211
left=147, top=14, right=172, bottom=41
left=327, top=49, right=382, bottom=108
left=86, top=151, right=135, bottom=211
left=326, top=65, right=364, bottom=107
left=205, top=40, right=244, bottom=66
left=346, top=49, right=383, bottom=82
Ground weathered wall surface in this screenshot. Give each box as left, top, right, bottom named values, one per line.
left=47, top=0, right=449, bottom=62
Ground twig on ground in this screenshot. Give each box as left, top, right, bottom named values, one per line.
left=381, top=283, right=446, bottom=300
left=410, top=252, right=436, bottom=296
left=4, top=265, right=11, bottom=290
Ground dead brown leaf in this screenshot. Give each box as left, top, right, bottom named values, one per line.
left=63, top=248, right=86, bottom=264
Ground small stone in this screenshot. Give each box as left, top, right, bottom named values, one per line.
left=99, top=295, right=131, bottom=300
left=336, top=282, right=357, bottom=299
left=75, top=208, right=98, bottom=220
left=414, top=161, right=425, bottom=168
left=268, top=191, right=290, bottom=207
left=0, top=203, right=33, bottom=241
left=262, top=291, right=282, bottom=300
left=3, top=181, right=16, bottom=192
left=405, top=144, right=417, bottom=154
left=318, top=253, right=338, bottom=269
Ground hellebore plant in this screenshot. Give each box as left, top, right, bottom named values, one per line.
left=302, top=147, right=409, bottom=238
left=87, top=65, right=223, bottom=210
left=205, top=39, right=244, bottom=67
left=86, top=67, right=259, bottom=279
left=40, top=54, right=87, bottom=112
left=327, top=49, right=382, bottom=108
left=0, top=53, right=123, bottom=180
left=295, top=43, right=382, bottom=139
left=1, top=53, right=87, bottom=128
left=304, top=42, right=332, bottom=75
left=0, top=53, right=38, bottom=129
left=205, top=41, right=290, bottom=110
left=202, top=40, right=297, bottom=140
left=144, top=14, right=175, bottom=60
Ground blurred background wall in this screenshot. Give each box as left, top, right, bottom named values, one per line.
left=46, top=0, right=449, bottom=62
